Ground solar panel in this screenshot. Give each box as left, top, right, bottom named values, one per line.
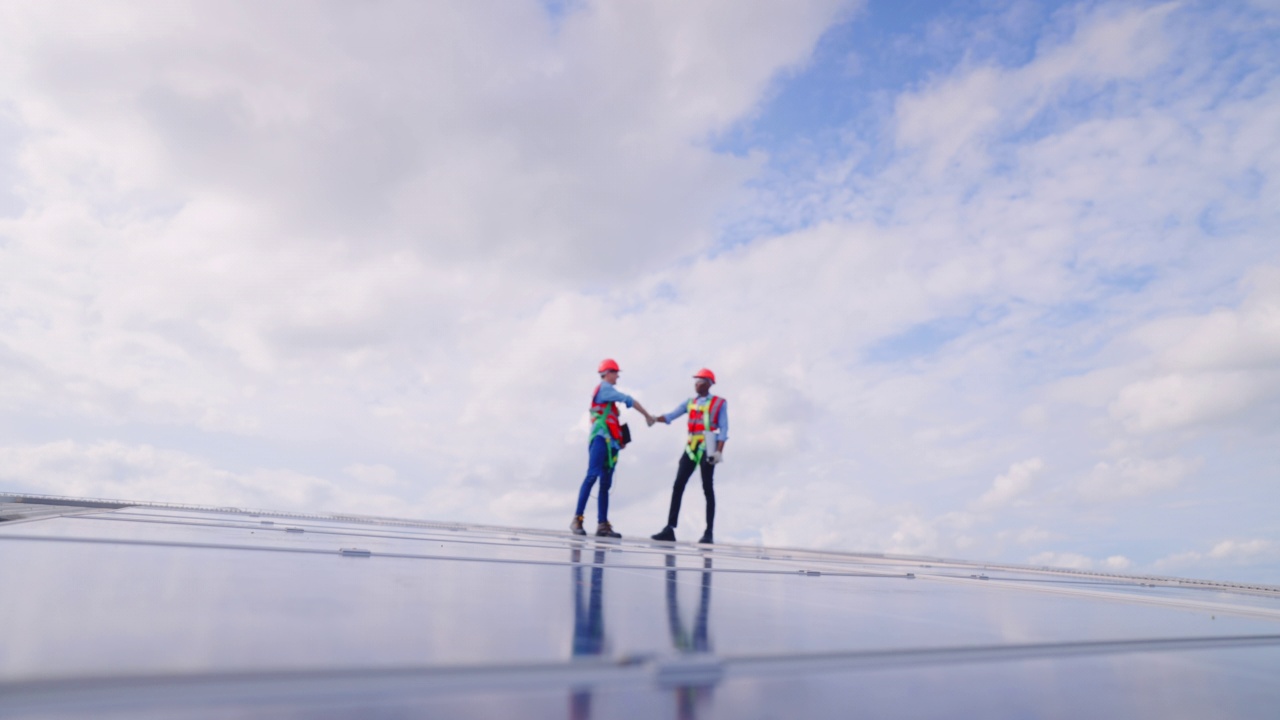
left=3, top=493, right=1279, bottom=718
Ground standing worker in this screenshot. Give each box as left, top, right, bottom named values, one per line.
left=651, top=368, right=728, bottom=544
left=572, top=358, right=655, bottom=538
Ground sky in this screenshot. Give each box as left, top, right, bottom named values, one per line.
left=1, top=0, right=1278, bottom=583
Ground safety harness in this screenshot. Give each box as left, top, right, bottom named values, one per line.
left=685, top=395, right=725, bottom=463
left=589, top=384, right=623, bottom=468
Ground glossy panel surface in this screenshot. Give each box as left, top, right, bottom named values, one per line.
left=2, top=498, right=1279, bottom=718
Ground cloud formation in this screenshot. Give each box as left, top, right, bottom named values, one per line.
left=973, top=458, right=1042, bottom=511
left=1, top=0, right=1278, bottom=582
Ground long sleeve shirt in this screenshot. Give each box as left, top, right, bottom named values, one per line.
left=661, top=396, right=729, bottom=443
left=594, top=382, right=635, bottom=409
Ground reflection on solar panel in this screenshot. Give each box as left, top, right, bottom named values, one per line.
left=3, top=493, right=1280, bottom=718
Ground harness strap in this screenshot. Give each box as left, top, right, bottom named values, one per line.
left=684, top=395, right=722, bottom=462
left=590, top=406, right=619, bottom=467
left=590, top=385, right=620, bottom=468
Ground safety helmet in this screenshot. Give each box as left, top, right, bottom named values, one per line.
left=598, top=358, right=620, bottom=374
left=692, top=368, right=716, bottom=384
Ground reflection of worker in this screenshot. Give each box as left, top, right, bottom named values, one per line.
left=572, top=359, right=655, bottom=538
left=665, top=554, right=712, bottom=653
left=665, top=553, right=715, bottom=720
left=651, top=369, right=728, bottom=544
left=570, top=548, right=607, bottom=720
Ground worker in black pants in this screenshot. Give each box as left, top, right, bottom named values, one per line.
left=651, top=368, right=728, bottom=545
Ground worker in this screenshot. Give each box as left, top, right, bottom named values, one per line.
left=650, top=368, right=728, bottom=544
left=569, top=547, right=607, bottom=718
left=571, top=358, right=655, bottom=538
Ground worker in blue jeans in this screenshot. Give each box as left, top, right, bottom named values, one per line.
left=571, top=358, right=655, bottom=538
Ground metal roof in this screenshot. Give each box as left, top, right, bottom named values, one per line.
left=3, top=493, right=1279, bottom=718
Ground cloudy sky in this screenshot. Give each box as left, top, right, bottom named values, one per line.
left=2, top=0, right=1278, bottom=582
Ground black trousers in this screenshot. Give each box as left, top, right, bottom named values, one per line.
left=666, top=452, right=715, bottom=530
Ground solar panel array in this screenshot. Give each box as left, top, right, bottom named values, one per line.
left=3, top=494, right=1279, bottom=718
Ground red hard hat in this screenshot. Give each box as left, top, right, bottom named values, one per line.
left=692, top=368, right=716, bottom=384
left=598, top=358, right=620, bottom=373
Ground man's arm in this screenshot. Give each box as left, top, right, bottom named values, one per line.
left=632, top=400, right=656, bottom=426
left=715, top=401, right=729, bottom=452
left=596, top=383, right=655, bottom=425
left=658, top=401, right=688, bottom=425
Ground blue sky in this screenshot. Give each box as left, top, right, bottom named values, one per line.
left=1, top=0, right=1278, bottom=582
left=730, top=1, right=1056, bottom=145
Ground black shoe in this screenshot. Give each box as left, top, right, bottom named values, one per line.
left=651, top=526, right=676, bottom=542
left=595, top=521, right=621, bottom=538
left=697, top=530, right=713, bottom=544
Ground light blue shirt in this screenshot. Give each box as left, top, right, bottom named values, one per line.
left=662, top=395, right=729, bottom=443
left=594, top=382, right=635, bottom=408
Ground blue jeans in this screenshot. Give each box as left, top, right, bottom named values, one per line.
left=575, top=435, right=615, bottom=523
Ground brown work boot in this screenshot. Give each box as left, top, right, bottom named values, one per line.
left=595, top=521, right=621, bottom=538
left=570, top=515, right=586, bottom=536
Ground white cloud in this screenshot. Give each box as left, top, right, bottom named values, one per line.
left=997, top=526, right=1054, bottom=546
left=973, top=458, right=1042, bottom=511
left=1111, top=372, right=1266, bottom=433
left=888, top=513, right=941, bottom=556
left=1076, top=455, right=1196, bottom=502
left=343, top=463, right=404, bottom=489
left=894, top=3, right=1177, bottom=177
left=1154, top=539, right=1280, bottom=574
left=0, top=0, right=857, bottom=492
left=1209, top=539, right=1276, bottom=562
left=1029, top=551, right=1095, bottom=571
left=0, top=0, right=854, bottom=279
left=0, top=440, right=413, bottom=517
left=1101, top=555, right=1131, bottom=570
left=1108, top=268, right=1280, bottom=433
left=1025, top=553, right=1129, bottom=573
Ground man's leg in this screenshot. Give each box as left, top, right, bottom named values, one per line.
left=666, top=452, right=698, bottom=528
left=575, top=436, right=607, bottom=517
left=596, top=456, right=614, bottom=523
left=698, top=459, right=716, bottom=543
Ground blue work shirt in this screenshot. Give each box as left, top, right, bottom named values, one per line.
left=591, top=382, right=635, bottom=448
left=662, top=395, right=729, bottom=443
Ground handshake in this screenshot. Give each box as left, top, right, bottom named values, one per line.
left=631, top=401, right=666, bottom=429
left=642, top=412, right=668, bottom=428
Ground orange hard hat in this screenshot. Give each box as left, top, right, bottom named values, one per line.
left=692, top=368, right=716, bottom=384
left=598, top=358, right=620, bottom=373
